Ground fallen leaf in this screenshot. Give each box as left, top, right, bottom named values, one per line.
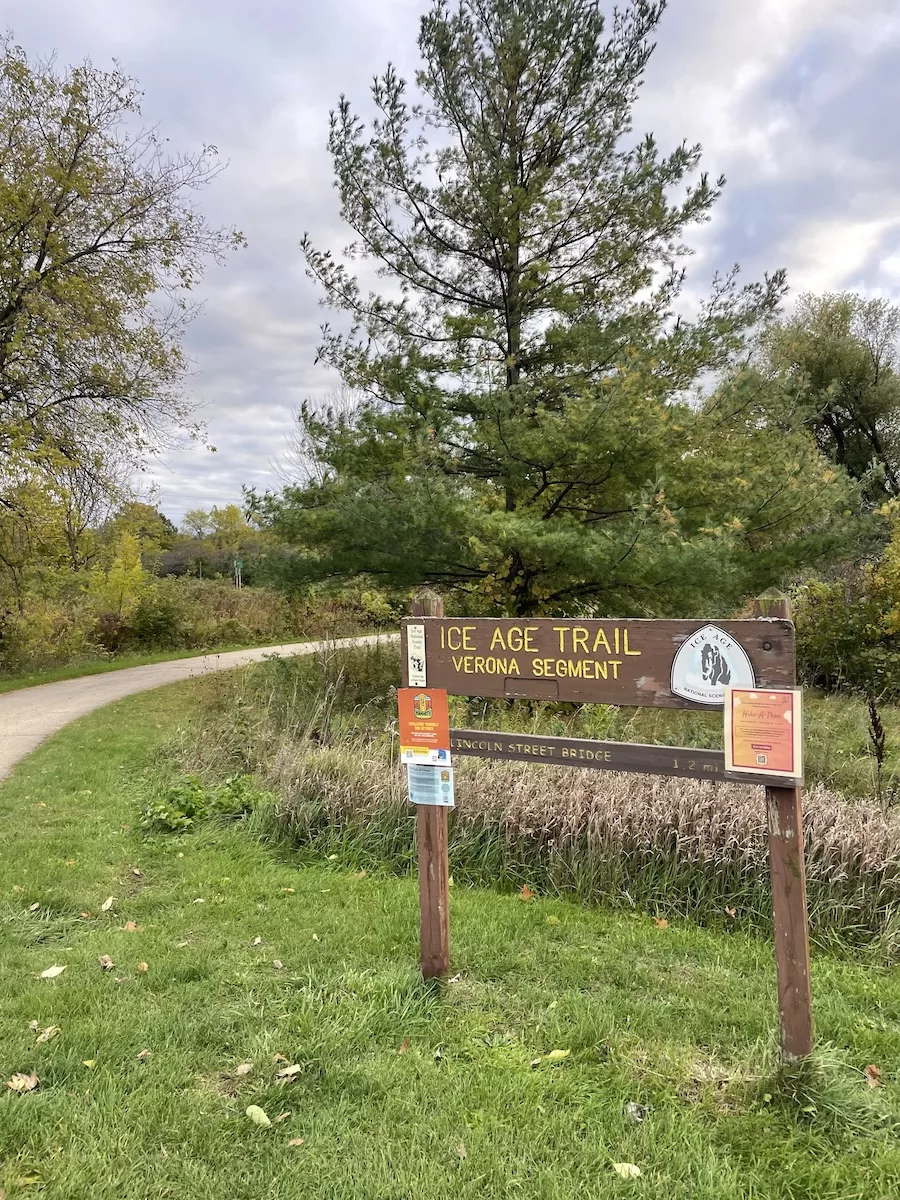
left=457, top=1141, right=467, bottom=1160
left=137, top=962, right=149, bottom=973
left=725, top=906, right=737, bottom=919
left=79, top=912, right=91, bottom=919
left=518, top=884, right=535, bottom=901
left=544, top=1048, right=571, bottom=1065
left=612, top=1163, right=641, bottom=1180
left=449, top=973, right=462, bottom=984
left=193, top=898, right=205, bottom=904
left=98, top=955, right=115, bottom=971
left=312, top=933, right=319, bottom=942
left=397, top=1038, right=411, bottom=1055
left=6, top=1071, right=39, bottom=1094
left=137, top=1049, right=152, bottom=1061
left=114, top=976, right=128, bottom=983
left=282, top=887, right=295, bottom=894
left=66, top=859, right=77, bottom=866
left=273, top=960, right=284, bottom=970
left=175, top=939, right=191, bottom=948
left=235, top=1063, right=253, bottom=1076
left=123, top=921, right=139, bottom=933
left=327, top=854, right=338, bottom=861
left=653, top=917, right=669, bottom=929
left=132, top=868, right=143, bottom=878
left=625, top=1101, right=649, bottom=1123
left=13, top=885, right=23, bottom=893
left=529, top=1057, right=542, bottom=1069
left=865, top=1064, right=883, bottom=1088
left=288, top=1137, right=304, bottom=1147
left=353, top=870, right=367, bottom=880
left=545, top=916, right=561, bottom=926
left=273, top=1054, right=289, bottom=1064
left=36, top=1026, right=60, bottom=1043
left=275, top=1110, right=291, bottom=1123
left=251, top=936, right=262, bottom=946
left=246, top=1105, right=272, bottom=1128
left=275, top=1064, right=303, bottom=1081
left=100, top=896, right=114, bottom=912
left=40, top=965, right=67, bottom=979
left=82, top=1060, right=96, bottom=1069
left=28, top=902, right=40, bottom=913
left=448, top=875, right=454, bottom=887
left=434, top=1047, right=444, bottom=1063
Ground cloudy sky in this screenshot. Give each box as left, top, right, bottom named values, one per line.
left=6, top=0, right=900, bottom=521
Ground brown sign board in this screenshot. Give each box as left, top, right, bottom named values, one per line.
left=402, top=617, right=795, bottom=709
left=450, top=728, right=800, bottom=787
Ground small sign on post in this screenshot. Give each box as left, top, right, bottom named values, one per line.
left=725, top=688, right=803, bottom=781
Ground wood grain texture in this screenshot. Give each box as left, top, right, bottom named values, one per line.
left=401, top=617, right=794, bottom=708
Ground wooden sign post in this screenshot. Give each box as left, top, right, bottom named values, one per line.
left=401, top=599, right=813, bottom=1060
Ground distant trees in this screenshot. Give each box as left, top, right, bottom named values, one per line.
left=761, top=293, right=900, bottom=504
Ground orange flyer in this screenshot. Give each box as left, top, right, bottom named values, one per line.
left=398, top=687, right=451, bottom=766
left=724, top=687, right=803, bottom=780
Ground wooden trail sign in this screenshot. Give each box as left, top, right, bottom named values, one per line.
left=402, top=594, right=813, bottom=1062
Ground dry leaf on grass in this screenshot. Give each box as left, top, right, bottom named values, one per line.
left=28, top=1021, right=39, bottom=1031
left=397, top=1038, right=411, bottom=1055
left=275, top=1064, right=303, bottom=1082
left=100, top=896, right=114, bottom=912
left=7, top=1071, right=39, bottom=1094
left=456, top=1141, right=467, bottom=1160
left=288, top=1138, right=304, bottom=1147
left=82, top=1060, right=96, bottom=1069
left=518, top=884, right=535, bottom=901
left=653, top=917, right=669, bottom=929
left=282, top=888, right=295, bottom=894
left=79, top=912, right=91, bottom=919
left=246, top=1105, right=271, bottom=1128
left=132, top=868, right=142, bottom=878
left=273, top=1053, right=288, bottom=1064
left=275, top=1111, right=291, bottom=1123
left=251, top=937, right=262, bottom=947
left=137, top=1049, right=152, bottom=1061
left=122, top=921, right=139, bottom=933
left=353, top=870, right=367, bottom=880
left=40, top=965, right=66, bottom=979
left=137, top=962, right=149, bottom=973
left=28, top=902, right=40, bottom=913
left=865, top=1064, right=883, bottom=1088
left=725, top=907, right=737, bottom=919
left=235, top=1063, right=253, bottom=1076
left=543, top=1049, right=571, bottom=1064
left=273, top=959, right=284, bottom=970
left=98, top=955, right=115, bottom=971
left=36, top=1026, right=60, bottom=1043
left=612, top=1163, right=641, bottom=1179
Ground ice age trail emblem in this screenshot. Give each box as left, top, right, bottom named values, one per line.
left=670, top=624, right=755, bottom=705
left=413, top=693, right=433, bottom=719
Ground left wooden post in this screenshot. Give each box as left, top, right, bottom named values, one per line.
left=409, top=590, right=451, bottom=980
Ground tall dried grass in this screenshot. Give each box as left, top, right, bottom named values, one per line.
left=170, top=644, right=900, bottom=957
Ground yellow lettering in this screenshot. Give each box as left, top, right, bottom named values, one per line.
left=623, top=629, right=641, bottom=656
left=508, top=658, right=521, bottom=675
left=463, top=656, right=474, bottom=673
left=452, top=655, right=464, bottom=672
left=441, top=626, right=446, bottom=649
left=447, top=625, right=463, bottom=651
left=572, top=627, right=589, bottom=654
left=474, top=656, right=486, bottom=674
left=614, top=627, right=620, bottom=654
left=533, top=657, right=544, bottom=677
left=592, top=629, right=612, bottom=654
left=524, top=626, right=539, bottom=652
left=566, top=659, right=584, bottom=678
left=507, top=626, right=524, bottom=652
left=609, top=659, right=622, bottom=679
left=490, top=627, right=507, bottom=652
left=552, top=625, right=568, bottom=652
left=463, top=626, right=476, bottom=650
left=555, top=660, right=568, bottom=677
left=595, top=661, right=608, bottom=679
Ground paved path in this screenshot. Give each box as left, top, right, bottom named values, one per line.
left=0, top=636, right=392, bottom=783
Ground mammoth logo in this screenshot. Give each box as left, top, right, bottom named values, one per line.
left=671, top=624, right=755, bottom=705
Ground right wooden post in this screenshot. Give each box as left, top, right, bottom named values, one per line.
left=754, top=592, right=813, bottom=1062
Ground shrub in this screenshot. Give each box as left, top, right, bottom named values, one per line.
left=140, top=774, right=262, bottom=832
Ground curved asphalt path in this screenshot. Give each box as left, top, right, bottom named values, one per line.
left=0, top=635, right=393, bottom=784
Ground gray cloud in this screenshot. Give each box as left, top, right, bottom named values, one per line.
left=5, top=0, right=900, bottom=520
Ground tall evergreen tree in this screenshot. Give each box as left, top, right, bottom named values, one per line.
left=268, top=0, right=851, bottom=616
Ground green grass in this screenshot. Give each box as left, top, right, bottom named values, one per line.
left=0, top=638, right=311, bottom=695
left=2, top=686, right=900, bottom=1198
